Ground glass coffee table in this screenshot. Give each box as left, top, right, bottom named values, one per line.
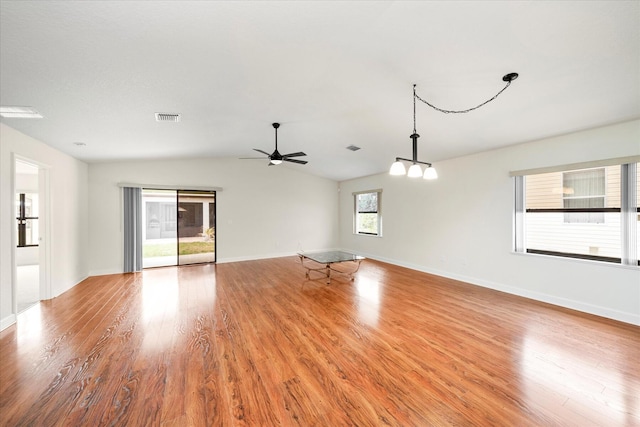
left=298, top=251, right=365, bottom=284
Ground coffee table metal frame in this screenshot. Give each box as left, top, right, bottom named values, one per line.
left=298, top=251, right=365, bottom=284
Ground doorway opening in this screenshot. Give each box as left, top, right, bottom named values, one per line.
left=14, top=159, right=40, bottom=312
left=142, top=189, right=216, bottom=268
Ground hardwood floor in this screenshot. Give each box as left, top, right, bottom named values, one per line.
left=1, top=257, right=638, bottom=426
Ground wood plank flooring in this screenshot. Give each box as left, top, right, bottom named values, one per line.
left=1, top=257, right=639, bottom=426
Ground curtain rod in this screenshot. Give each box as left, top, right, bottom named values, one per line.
left=117, top=183, right=223, bottom=192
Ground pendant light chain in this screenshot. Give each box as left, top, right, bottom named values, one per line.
left=413, top=84, right=417, bottom=134
left=414, top=73, right=518, bottom=114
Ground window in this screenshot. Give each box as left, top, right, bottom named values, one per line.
left=354, top=190, right=381, bottom=236
left=514, top=161, right=638, bottom=265
left=16, top=193, right=39, bottom=247
left=562, top=168, right=605, bottom=223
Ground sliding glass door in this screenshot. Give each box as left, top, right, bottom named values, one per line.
left=177, top=191, right=215, bottom=265
left=142, top=189, right=215, bottom=268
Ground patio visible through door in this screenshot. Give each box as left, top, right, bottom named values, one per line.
left=142, top=189, right=216, bottom=268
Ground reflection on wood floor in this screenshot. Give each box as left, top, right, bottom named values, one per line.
left=1, top=257, right=638, bottom=426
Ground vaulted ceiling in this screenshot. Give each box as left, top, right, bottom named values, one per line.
left=1, top=1, right=638, bottom=181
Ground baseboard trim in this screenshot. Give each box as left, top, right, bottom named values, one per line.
left=217, top=252, right=294, bottom=264
left=217, top=248, right=340, bottom=264
left=1, top=314, right=17, bottom=332
left=88, top=269, right=123, bottom=277
left=349, top=250, right=640, bottom=326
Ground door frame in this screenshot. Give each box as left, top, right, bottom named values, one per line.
left=12, top=154, right=52, bottom=314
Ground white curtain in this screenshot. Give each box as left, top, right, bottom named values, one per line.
left=123, top=187, right=142, bottom=272
left=563, top=168, right=605, bottom=223
left=563, top=168, right=605, bottom=208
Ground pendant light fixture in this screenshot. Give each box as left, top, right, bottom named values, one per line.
left=389, top=84, right=437, bottom=179
left=390, top=73, right=519, bottom=180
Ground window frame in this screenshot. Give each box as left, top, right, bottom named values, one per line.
left=353, top=189, right=382, bottom=237
left=513, top=162, right=638, bottom=266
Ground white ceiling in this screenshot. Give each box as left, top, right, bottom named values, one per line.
left=1, top=1, right=639, bottom=181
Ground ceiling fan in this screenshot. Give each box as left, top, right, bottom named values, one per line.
left=241, top=123, right=308, bottom=165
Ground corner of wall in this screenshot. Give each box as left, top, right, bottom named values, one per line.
left=1, top=314, right=17, bottom=332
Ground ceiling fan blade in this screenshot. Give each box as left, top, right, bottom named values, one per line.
left=239, top=157, right=268, bottom=159
left=253, top=148, right=271, bottom=156
left=281, top=151, right=307, bottom=158
left=283, top=158, right=308, bottom=165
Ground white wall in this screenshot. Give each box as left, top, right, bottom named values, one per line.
left=15, top=172, right=38, bottom=193
left=338, top=120, right=640, bottom=325
left=16, top=247, right=38, bottom=266
left=88, top=158, right=339, bottom=275
left=1, top=124, right=89, bottom=330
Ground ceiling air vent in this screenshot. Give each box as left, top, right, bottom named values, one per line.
left=155, top=112, right=181, bottom=122
left=346, top=145, right=361, bottom=151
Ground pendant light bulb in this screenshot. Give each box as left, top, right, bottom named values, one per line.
left=389, top=161, right=406, bottom=175
left=423, top=167, right=438, bottom=180
left=407, top=164, right=423, bottom=178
